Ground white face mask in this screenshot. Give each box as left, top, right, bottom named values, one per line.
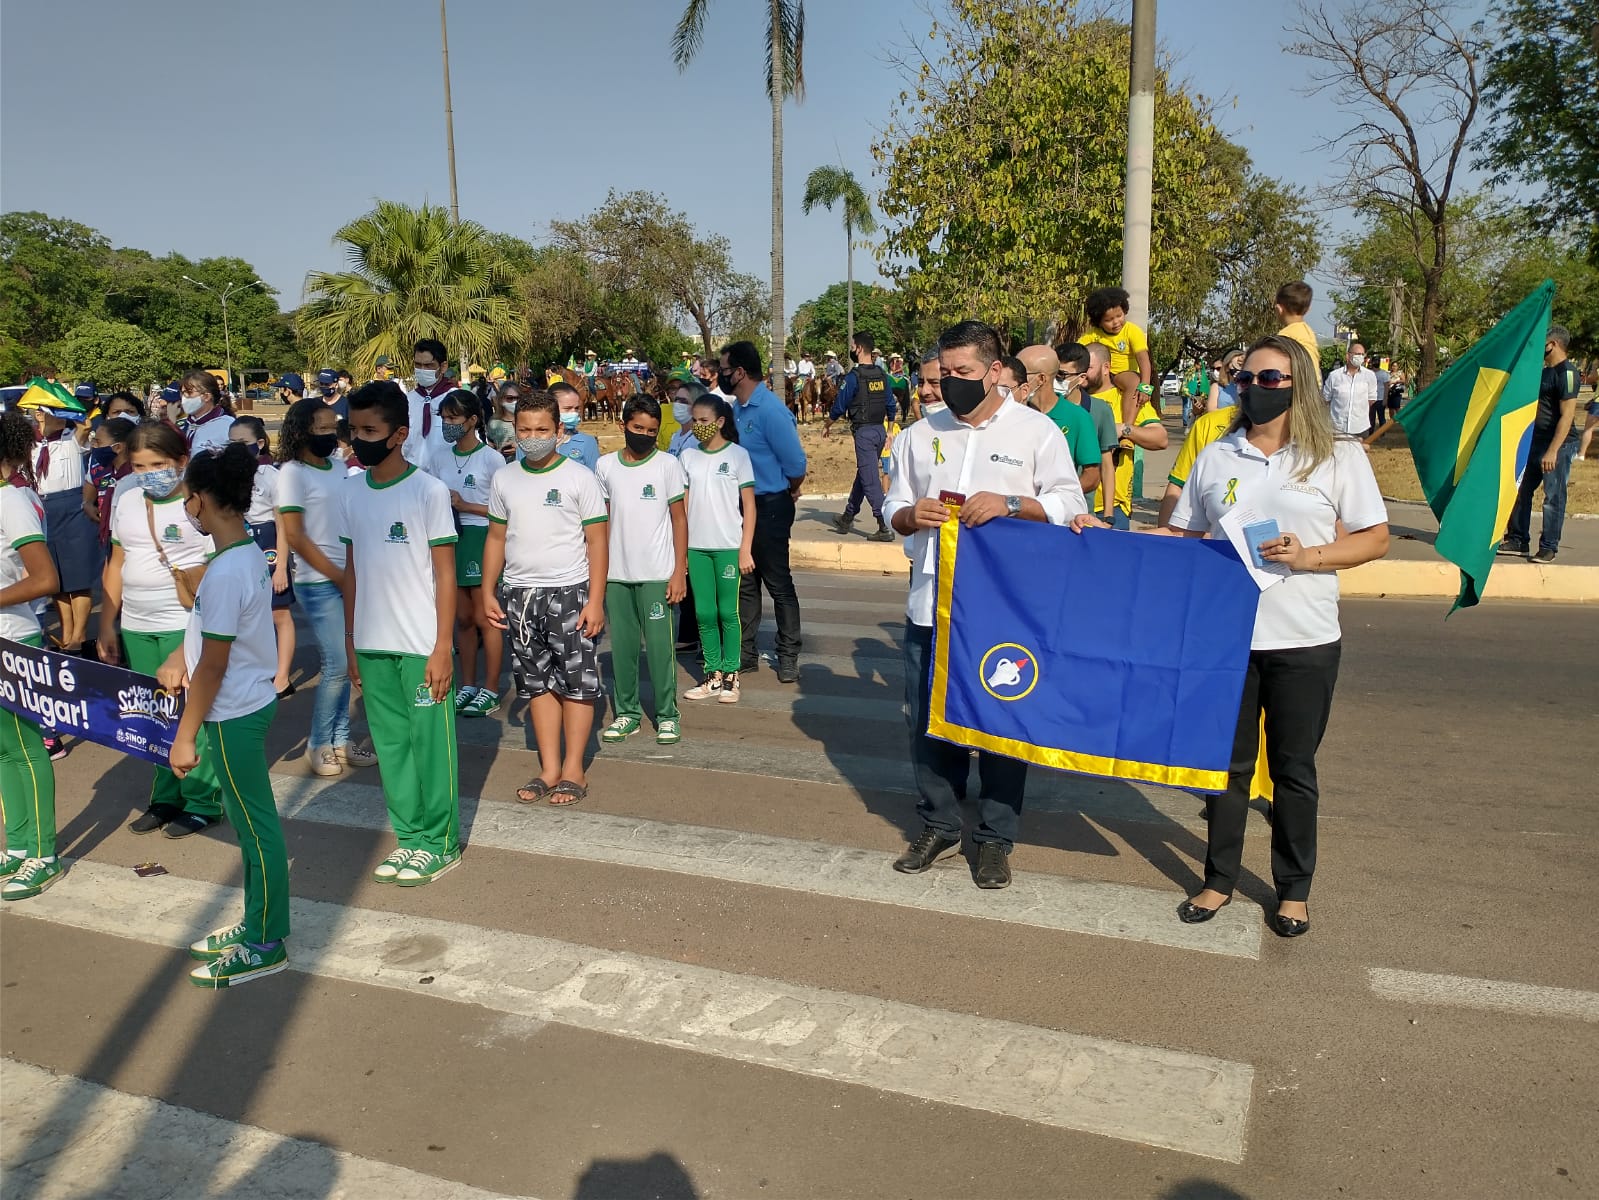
left=1349, top=354, right=1365, bottom=369
left=671, top=402, right=691, bottom=424
left=413, top=368, right=438, bottom=388
left=180, top=395, right=206, bottom=416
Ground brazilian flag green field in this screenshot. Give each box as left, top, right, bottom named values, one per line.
left=1397, top=281, right=1554, bottom=611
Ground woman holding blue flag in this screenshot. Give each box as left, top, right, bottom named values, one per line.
left=1076, top=335, right=1388, bottom=938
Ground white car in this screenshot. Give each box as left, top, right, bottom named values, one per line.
left=1159, top=375, right=1181, bottom=397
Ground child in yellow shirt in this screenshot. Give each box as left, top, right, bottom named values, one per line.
left=1079, top=286, right=1154, bottom=428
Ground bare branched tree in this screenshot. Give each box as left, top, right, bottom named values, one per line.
left=1289, top=0, right=1485, bottom=386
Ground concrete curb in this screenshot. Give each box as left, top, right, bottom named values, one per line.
left=790, top=537, right=1599, bottom=603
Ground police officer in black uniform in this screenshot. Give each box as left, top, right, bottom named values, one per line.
left=823, top=332, right=896, bottom=542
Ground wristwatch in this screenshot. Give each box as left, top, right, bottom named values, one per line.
left=1004, top=495, right=1022, bottom=517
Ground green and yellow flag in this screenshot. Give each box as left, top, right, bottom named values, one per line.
left=16, top=377, right=84, bottom=416
left=1396, top=281, right=1553, bottom=611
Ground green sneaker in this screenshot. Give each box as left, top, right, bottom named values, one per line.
left=395, top=848, right=461, bottom=887
left=601, top=716, right=641, bottom=743
left=1, top=858, right=63, bottom=901
left=655, top=718, right=682, bottom=745
left=190, top=921, right=247, bottom=961
left=0, top=855, right=25, bottom=880
left=461, top=689, right=501, bottom=719
left=189, top=941, right=288, bottom=989
left=453, top=685, right=480, bottom=713
left=372, top=847, right=413, bottom=883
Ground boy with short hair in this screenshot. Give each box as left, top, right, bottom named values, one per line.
left=339, top=381, right=462, bottom=886
left=595, top=396, right=688, bottom=746
left=482, top=390, right=609, bottom=806
left=1275, top=281, right=1320, bottom=362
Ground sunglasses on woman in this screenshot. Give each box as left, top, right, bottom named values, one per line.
left=1232, top=369, right=1292, bottom=389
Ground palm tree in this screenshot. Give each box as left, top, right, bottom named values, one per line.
left=672, top=0, right=804, bottom=392
left=802, top=165, right=876, bottom=347
left=298, top=200, right=524, bottom=379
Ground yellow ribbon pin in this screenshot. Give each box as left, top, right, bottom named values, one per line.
left=1223, top=477, right=1238, bottom=505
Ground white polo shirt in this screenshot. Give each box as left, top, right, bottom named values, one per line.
left=681, top=442, right=755, bottom=551
left=277, top=460, right=348, bottom=584
left=1321, top=366, right=1378, bottom=435
left=244, top=461, right=279, bottom=527
left=882, top=397, right=1088, bottom=627
left=110, top=488, right=213, bottom=633
left=595, top=450, right=687, bottom=583
left=1170, top=432, right=1388, bottom=650
left=338, top=465, right=457, bottom=657
left=184, top=538, right=277, bottom=722
left=488, top=454, right=608, bottom=589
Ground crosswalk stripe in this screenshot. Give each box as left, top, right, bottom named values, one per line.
left=271, top=775, right=1261, bottom=959
left=1368, top=968, right=1599, bottom=1023
left=8, top=862, right=1255, bottom=1162
left=454, top=718, right=1220, bottom=832
left=0, top=1059, right=530, bottom=1200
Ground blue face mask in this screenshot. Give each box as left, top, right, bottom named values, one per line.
left=136, top=467, right=180, bottom=498
left=560, top=411, right=581, bottom=432
left=88, top=446, right=119, bottom=470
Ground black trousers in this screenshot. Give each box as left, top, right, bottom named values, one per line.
left=1204, top=641, right=1341, bottom=903
left=739, top=491, right=802, bottom=667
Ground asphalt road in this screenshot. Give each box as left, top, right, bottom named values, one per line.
left=2, top=574, right=1596, bottom=1199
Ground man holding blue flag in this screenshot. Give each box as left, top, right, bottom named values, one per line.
left=883, top=321, right=1087, bottom=889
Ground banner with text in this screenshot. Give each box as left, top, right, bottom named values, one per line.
left=0, top=638, right=180, bottom=765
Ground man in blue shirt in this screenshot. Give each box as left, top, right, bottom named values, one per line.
left=822, top=332, right=896, bottom=542
left=719, top=341, right=808, bottom=682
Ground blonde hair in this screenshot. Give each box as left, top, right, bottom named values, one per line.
left=1229, top=335, right=1338, bottom=481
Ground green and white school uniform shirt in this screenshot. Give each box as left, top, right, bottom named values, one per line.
left=428, top=441, right=504, bottom=528
left=277, top=460, right=348, bottom=584
left=184, top=539, right=277, bottom=722
left=0, top=482, right=46, bottom=642
left=680, top=442, right=755, bottom=551
left=487, top=455, right=608, bottom=589
left=338, top=465, right=457, bottom=656
left=594, top=450, right=686, bottom=583
left=110, top=486, right=213, bottom=633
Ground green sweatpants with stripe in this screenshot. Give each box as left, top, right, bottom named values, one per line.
left=203, top=701, right=288, bottom=943
left=687, top=549, right=742, bottom=675
left=605, top=581, right=678, bottom=723
left=356, top=651, right=460, bottom=856
left=1, top=635, right=56, bottom=859
left=123, top=629, right=222, bottom=818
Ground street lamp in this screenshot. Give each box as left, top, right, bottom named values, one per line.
left=181, top=276, right=266, bottom=394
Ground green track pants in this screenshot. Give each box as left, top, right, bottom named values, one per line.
left=1, top=635, right=56, bottom=859
left=355, top=652, right=460, bottom=856
left=605, top=580, right=678, bottom=723
left=123, top=628, right=221, bottom=818
left=687, top=549, right=742, bottom=675
left=204, top=701, right=289, bottom=943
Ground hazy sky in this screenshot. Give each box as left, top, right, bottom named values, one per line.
left=1, top=0, right=1495, bottom=338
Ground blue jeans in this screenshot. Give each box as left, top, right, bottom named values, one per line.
left=903, top=621, right=1028, bottom=850
left=296, top=581, right=350, bottom=749
left=1506, top=437, right=1579, bottom=553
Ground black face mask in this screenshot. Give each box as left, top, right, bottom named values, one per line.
left=349, top=434, right=394, bottom=467
left=305, top=432, right=340, bottom=459
left=624, top=430, right=657, bottom=457
left=1240, top=384, right=1293, bottom=426
left=716, top=370, right=737, bottom=394
left=941, top=374, right=989, bottom=417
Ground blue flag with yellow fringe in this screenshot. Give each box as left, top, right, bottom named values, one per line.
left=927, top=518, right=1259, bottom=792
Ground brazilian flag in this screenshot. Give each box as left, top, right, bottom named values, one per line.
left=1397, top=281, right=1554, bottom=612
left=16, top=377, right=85, bottom=416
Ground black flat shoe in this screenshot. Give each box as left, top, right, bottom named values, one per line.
left=276, top=681, right=297, bottom=699
left=127, top=809, right=171, bottom=835
left=1272, top=910, right=1310, bottom=938
left=973, top=842, right=1011, bottom=890
left=1177, top=895, right=1232, bottom=924
left=893, top=829, right=960, bottom=874
left=163, top=812, right=217, bottom=840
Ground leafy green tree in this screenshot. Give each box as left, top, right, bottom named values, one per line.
left=872, top=2, right=1238, bottom=334
left=1477, top=0, right=1599, bottom=261
left=55, top=318, right=163, bottom=391
left=790, top=281, right=931, bottom=358
left=0, top=212, right=112, bottom=356
left=802, top=165, right=876, bottom=345
left=672, top=0, right=804, bottom=384
left=298, top=201, right=524, bottom=379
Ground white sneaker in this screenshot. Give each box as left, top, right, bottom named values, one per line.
left=337, top=742, right=377, bottom=768
left=718, top=672, right=741, bottom=704
left=307, top=746, right=342, bottom=778
left=684, top=672, right=724, bottom=700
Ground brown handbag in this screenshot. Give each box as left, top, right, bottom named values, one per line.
left=145, top=498, right=201, bottom=610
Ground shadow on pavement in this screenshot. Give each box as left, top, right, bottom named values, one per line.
left=574, top=1150, right=700, bottom=1199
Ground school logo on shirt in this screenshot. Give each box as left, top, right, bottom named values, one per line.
left=413, top=684, right=439, bottom=708
left=642, top=484, right=657, bottom=500
left=162, top=524, right=181, bottom=542
left=717, top=461, right=731, bottom=476
left=979, top=642, right=1039, bottom=702
left=647, top=602, right=667, bottom=621
left=263, top=548, right=278, bottom=567
left=464, top=474, right=476, bottom=489
left=387, top=521, right=409, bottom=543
left=544, top=488, right=562, bottom=506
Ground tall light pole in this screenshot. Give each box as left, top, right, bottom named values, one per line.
left=182, top=276, right=265, bottom=394
left=1121, top=0, right=1156, bottom=329
left=440, top=0, right=460, bottom=227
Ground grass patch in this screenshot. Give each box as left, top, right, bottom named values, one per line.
left=1368, top=426, right=1599, bottom=515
